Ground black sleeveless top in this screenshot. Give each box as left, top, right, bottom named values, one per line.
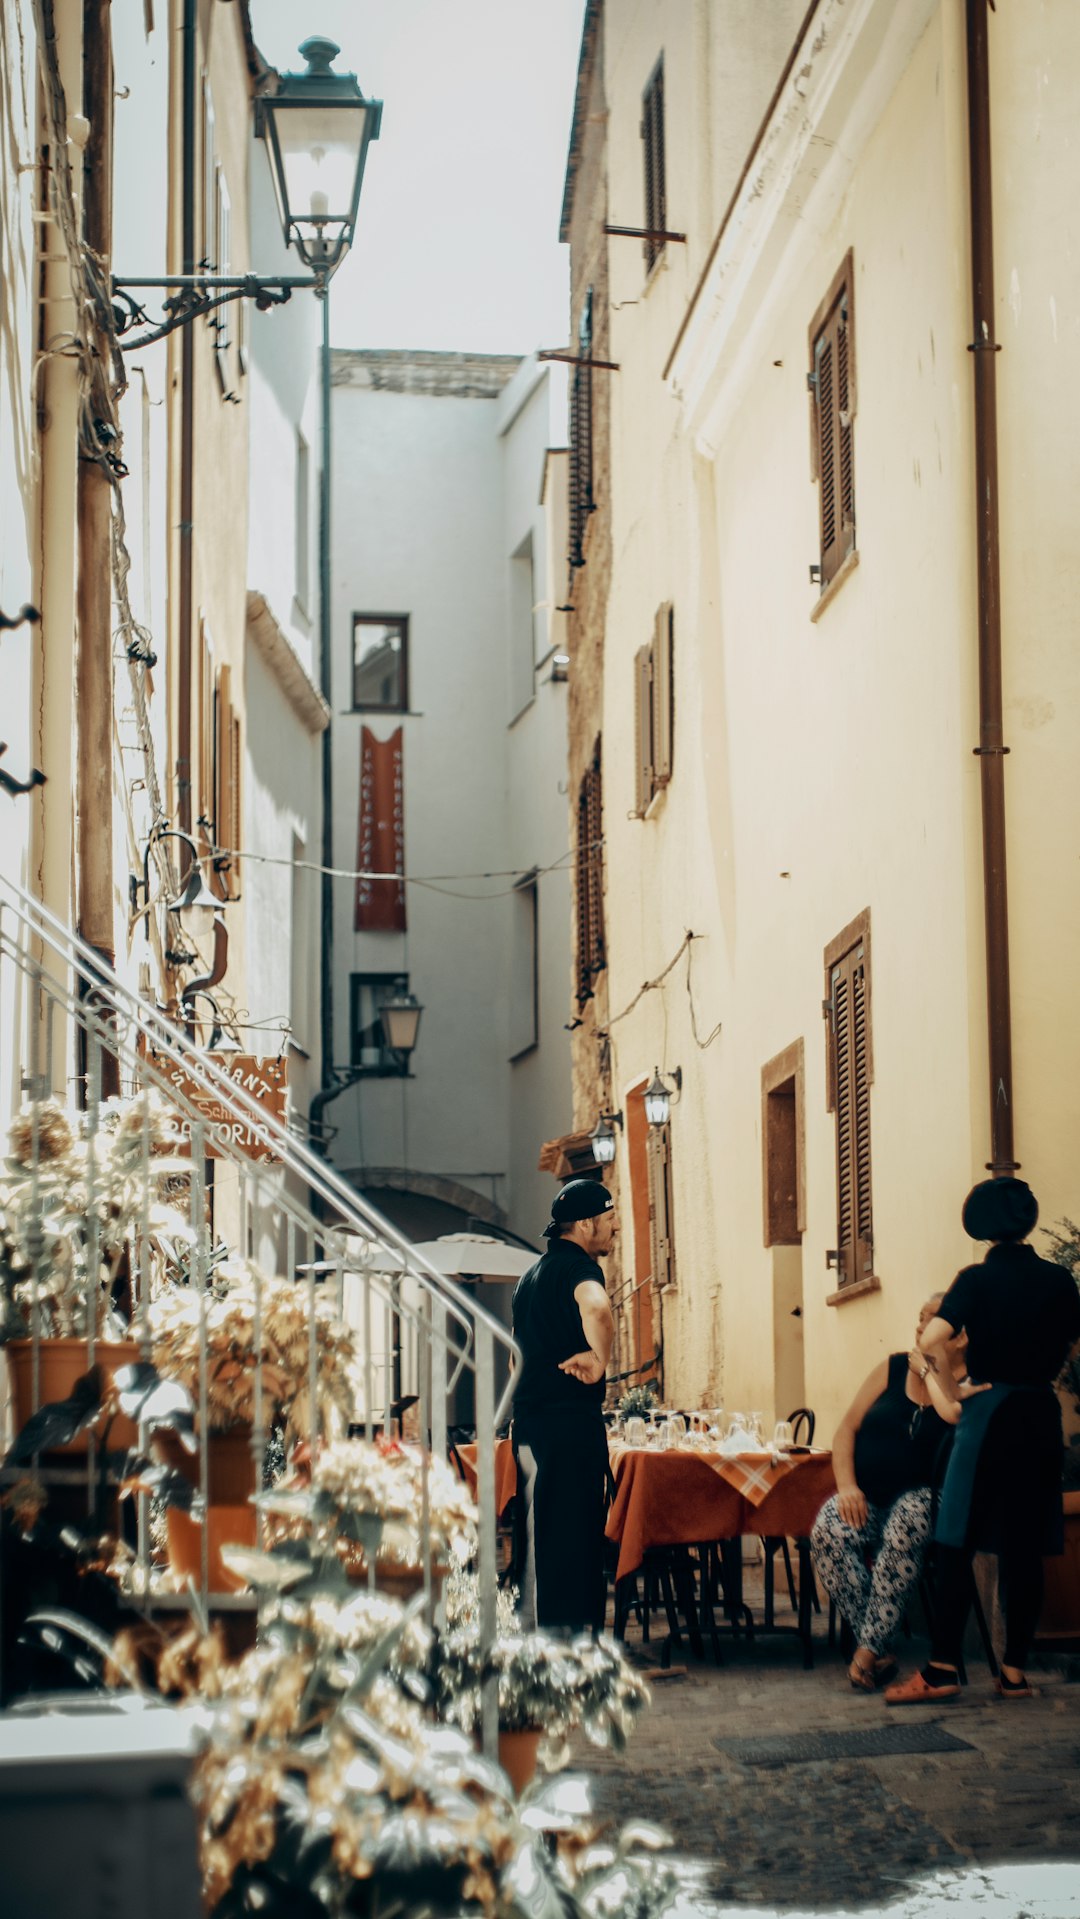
left=854, top=1352, right=952, bottom=1507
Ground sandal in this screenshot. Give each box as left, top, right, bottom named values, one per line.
left=995, top=1672, right=1033, bottom=1699
left=848, top=1654, right=877, bottom=1692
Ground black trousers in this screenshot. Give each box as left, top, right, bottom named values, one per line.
left=513, top=1409, right=608, bottom=1633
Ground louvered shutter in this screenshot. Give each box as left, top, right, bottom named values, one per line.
left=568, top=293, right=594, bottom=570
left=633, top=644, right=654, bottom=817
left=813, top=275, right=855, bottom=590
left=646, top=1121, right=676, bottom=1289
left=641, top=60, right=666, bottom=273
left=575, top=749, right=605, bottom=1002
left=652, top=602, right=673, bottom=786
left=198, top=624, right=215, bottom=828
left=214, top=665, right=241, bottom=900
left=829, top=940, right=872, bottom=1285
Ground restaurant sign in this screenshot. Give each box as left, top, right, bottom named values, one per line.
left=141, top=1049, right=288, bottom=1163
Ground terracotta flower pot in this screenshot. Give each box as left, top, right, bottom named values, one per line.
left=497, top=1727, right=542, bottom=1795
left=6, top=1336, right=141, bottom=1456
left=157, top=1426, right=258, bottom=1595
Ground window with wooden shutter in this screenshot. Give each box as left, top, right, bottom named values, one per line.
left=568, top=289, right=594, bottom=570
left=575, top=744, right=605, bottom=1004
left=809, top=252, right=856, bottom=591
left=646, top=1120, right=676, bottom=1290
left=631, top=603, right=674, bottom=816
left=824, top=911, right=873, bottom=1290
left=641, top=56, right=666, bottom=274
left=197, top=619, right=215, bottom=832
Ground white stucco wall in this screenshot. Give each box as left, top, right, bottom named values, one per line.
left=589, top=0, right=1080, bottom=1435
left=328, top=352, right=572, bottom=1242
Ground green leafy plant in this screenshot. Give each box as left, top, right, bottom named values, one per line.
left=617, top=1384, right=659, bottom=1420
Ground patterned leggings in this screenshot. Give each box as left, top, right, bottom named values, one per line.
left=810, top=1487, right=933, bottom=1656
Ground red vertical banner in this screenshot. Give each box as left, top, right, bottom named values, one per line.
left=355, top=726, right=407, bottom=930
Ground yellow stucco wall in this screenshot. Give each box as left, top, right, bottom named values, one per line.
left=591, top=0, right=1080, bottom=1436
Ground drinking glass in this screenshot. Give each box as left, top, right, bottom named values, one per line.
left=667, top=1413, right=687, bottom=1448
left=749, top=1411, right=765, bottom=1449
left=772, top=1419, right=794, bottom=1451
left=625, top=1416, right=646, bottom=1449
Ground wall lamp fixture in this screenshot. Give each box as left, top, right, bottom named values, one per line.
left=112, top=38, right=382, bottom=349
left=380, top=989, right=423, bottom=1067
left=131, top=822, right=230, bottom=948
left=589, top=1110, right=623, bottom=1166
left=644, top=1067, right=682, bottom=1129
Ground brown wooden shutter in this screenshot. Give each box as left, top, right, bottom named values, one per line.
left=829, top=939, right=872, bottom=1285
left=646, top=1121, right=676, bottom=1289
left=633, top=644, right=654, bottom=817
left=575, top=747, right=605, bottom=1002
left=641, top=59, right=666, bottom=273
left=568, top=292, right=594, bottom=570
left=811, top=262, right=856, bottom=590
left=652, top=601, right=673, bottom=787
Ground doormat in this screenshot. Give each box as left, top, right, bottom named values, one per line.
left=714, top=1722, right=974, bottom=1767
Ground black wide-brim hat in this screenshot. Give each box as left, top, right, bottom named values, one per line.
left=962, top=1175, right=1038, bottom=1242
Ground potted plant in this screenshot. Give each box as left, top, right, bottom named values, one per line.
left=617, top=1383, right=659, bottom=1421
left=0, top=1093, right=193, bottom=1457
left=145, top=1260, right=360, bottom=1592
left=261, top=1433, right=479, bottom=1601
left=143, top=1571, right=671, bottom=1918
left=432, top=1572, right=650, bottom=1793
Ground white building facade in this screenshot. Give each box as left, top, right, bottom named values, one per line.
left=326, top=349, right=571, bottom=1253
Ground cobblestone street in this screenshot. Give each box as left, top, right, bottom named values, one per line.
left=571, top=1564, right=1080, bottom=1917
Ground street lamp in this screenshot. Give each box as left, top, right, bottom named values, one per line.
left=256, top=38, right=383, bottom=275
left=644, top=1067, right=682, bottom=1129
left=381, top=990, right=423, bottom=1068
left=112, top=38, right=383, bottom=347
left=590, top=1110, right=623, bottom=1166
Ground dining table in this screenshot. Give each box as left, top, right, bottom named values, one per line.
left=605, top=1444, right=836, bottom=1665
left=453, top=1436, right=519, bottom=1519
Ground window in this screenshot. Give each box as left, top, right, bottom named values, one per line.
left=809, top=252, right=856, bottom=591
left=646, top=1120, right=676, bottom=1290
left=352, top=615, right=408, bottom=712
left=568, top=289, right=594, bottom=570
left=632, top=602, right=674, bottom=816
left=295, top=432, right=311, bottom=616
left=509, top=532, right=535, bottom=720
left=575, top=744, right=605, bottom=1004
left=761, top=1039, right=805, bottom=1247
left=350, top=972, right=411, bottom=1073
left=824, top=911, right=873, bottom=1292
left=641, top=56, right=666, bottom=274
left=508, top=875, right=538, bottom=1059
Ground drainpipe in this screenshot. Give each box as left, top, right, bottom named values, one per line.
left=176, top=0, right=197, bottom=835
left=31, top=0, right=83, bottom=967
left=318, top=288, right=334, bottom=1094
left=965, top=0, right=1015, bottom=1176
left=76, top=0, right=118, bottom=1074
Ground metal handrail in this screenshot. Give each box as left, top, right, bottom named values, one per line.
left=0, top=876, right=515, bottom=1750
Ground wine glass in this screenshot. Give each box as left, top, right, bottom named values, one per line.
left=667, top=1413, right=687, bottom=1448
left=749, top=1411, right=765, bottom=1450
left=772, top=1419, right=794, bottom=1452
left=624, top=1416, right=646, bottom=1449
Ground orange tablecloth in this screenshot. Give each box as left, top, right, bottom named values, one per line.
left=605, top=1448, right=835, bottom=1583
left=455, top=1438, right=518, bottom=1517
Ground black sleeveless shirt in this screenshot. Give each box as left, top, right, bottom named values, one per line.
left=854, top=1352, right=952, bottom=1507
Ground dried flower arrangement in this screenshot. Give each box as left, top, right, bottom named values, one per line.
left=259, top=1433, right=480, bottom=1582
left=0, top=1092, right=193, bottom=1340
left=432, top=1571, right=650, bottom=1761
left=146, top=1259, right=359, bottom=1439
left=134, top=1575, right=672, bottom=1919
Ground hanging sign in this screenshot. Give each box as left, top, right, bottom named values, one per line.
left=355, top=725, right=406, bottom=931
left=141, top=1049, right=288, bottom=1163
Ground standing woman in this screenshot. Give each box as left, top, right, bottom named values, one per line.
left=886, top=1177, right=1080, bottom=1703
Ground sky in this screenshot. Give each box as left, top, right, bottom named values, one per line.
left=249, top=1, right=587, bottom=355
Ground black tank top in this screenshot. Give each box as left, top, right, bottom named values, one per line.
left=854, top=1352, right=952, bottom=1507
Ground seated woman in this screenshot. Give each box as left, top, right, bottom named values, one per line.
left=811, top=1294, right=968, bottom=1690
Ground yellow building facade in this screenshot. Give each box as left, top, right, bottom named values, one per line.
left=563, top=0, right=1080, bottom=1433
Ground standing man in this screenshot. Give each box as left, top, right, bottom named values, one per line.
left=511, top=1178, right=616, bottom=1632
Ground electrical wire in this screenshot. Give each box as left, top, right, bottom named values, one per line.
left=599, top=928, right=722, bottom=1051
left=204, top=839, right=593, bottom=899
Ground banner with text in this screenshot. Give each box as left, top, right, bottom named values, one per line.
left=355, top=725, right=406, bottom=931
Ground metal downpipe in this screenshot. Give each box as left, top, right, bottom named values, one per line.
left=965, top=0, right=1016, bottom=1175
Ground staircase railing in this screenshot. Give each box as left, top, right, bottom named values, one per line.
left=0, top=876, right=518, bottom=1748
